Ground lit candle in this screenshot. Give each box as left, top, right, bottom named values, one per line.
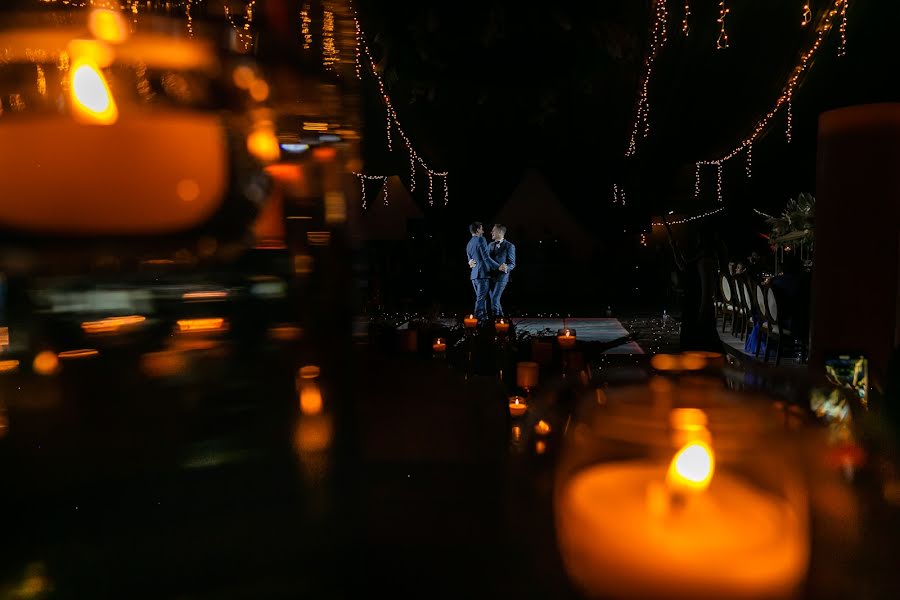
left=495, top=318, right=510, bottom=334
left=464, top=314, right=478, bottom=329
left=432, top=337, right=447, bottom=354
left=556, top=431, right=808, bottom=600
left=508, top=395, right=528, bottom=417
left=534, top=420, right=552, bottom=436
left=558, top=328, right=576, bottom=350
left=516, top=361, right=539, bottom=390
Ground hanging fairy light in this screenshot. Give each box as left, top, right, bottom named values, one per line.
left=683, top=1, right=690, bottom=36
left=838, top=0, right=848, bottom=57
left=442, top=175, right=449, bottom=206
left=185, top=0, right=193, bottom=38
left=745, top=143, right=752, bottom=178
left=301, top=3, right=312, bottom=50
left=408, top=151, right=416, bottom=192
left=355, top=18, right=449, bottom=204
left=716, top=163, right=723, bottom=202
left=652, top=207, right=725, bottom=227
left=323, top=9, right=338, bottom=70
left=224, top=1, right=256, bottom=53
left=786, top=98, right=793, bottom=143
left=36, top=65, right=46, bottom=96
left=753, top=208, right=774, bottom=219
left=612, top=184, right=619, bottom=204
left=802, top=3, right=812, bottom=26
left=694, top=163, right=701, bottom=198
left=626, top=0, right=667, bottom=157
left=717, top=1, right=730, bottom=49
left=696, top=1, right=844, bottom=200
left=354, top=173, right=389, bottom=210
left=353, top=15, right=362, bottom=77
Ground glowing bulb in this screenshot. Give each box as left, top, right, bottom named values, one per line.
left=667, top=441, right=715, bottom=493
left=70, top=60, right=118, bottom=125
left=89, top=8, right=128, bottom=44
left=33, top=351, right=59, bottom=376
left=247, top=124, right=280, bottom=163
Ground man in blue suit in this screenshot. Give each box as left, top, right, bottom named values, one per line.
left=488, top=223, right=515, bottom=317
left=466, top=222, right=500, bottom=322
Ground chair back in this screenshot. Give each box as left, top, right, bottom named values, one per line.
left=766, top=287, right=780, bottom=323
left=756, top=285, right=766, bottom=315
left=720, top=274, right=732, bottom=303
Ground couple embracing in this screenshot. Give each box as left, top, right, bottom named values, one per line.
left=466, top=222, right=516, bottom=323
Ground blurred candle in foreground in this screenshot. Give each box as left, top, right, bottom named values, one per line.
left=464, top=314, right=478, bottom=329
left=556, top=411, right=808, bottom=600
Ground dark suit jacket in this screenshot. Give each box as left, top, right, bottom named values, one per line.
left=467, top=235, right=499, bottom=280
left=489, top=239, right=516, bottom=283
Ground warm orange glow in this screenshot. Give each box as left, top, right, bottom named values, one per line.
left=651, top=354, right=680, bottom=371
left=294, top=415, right=333, bottom=452
left=302, top=122, right=329, bottom=131
left=508, top=396, right=528, bottom=417
left=58, top=349, right=99, bottom=360
left=680, top=353, right=707, bottom=371
left=33, top=351, right=59, bottom=376
left=247, top=125, right=280, bottom=163
left=464, top=314, right=478, bottom=328
left=176, top=318, right=227, bottom=333
left=89, top=9, right=129, bottom=44
left=269, top=325, right=302, bottom=341
left=70, top=59, right=118, bottom=125
left=535, top=420, right=552, bottom=436
left=299, top=365, right=320, bottom=380
left=432, top=338, right=447, bottom=353
left=667, top=441, right=715, bottom=493
left=535, top=440, right=547, bottom=455
left=141, top=350, right=187, bottom=378
left=293, top=254, right=314, bottom=274
left=249, top=79, right=270, bottom=102
left=300, top=382, right=324, bottom=416
left=232, top=65, right=255, bottom=89
left=511, top=425, right=522, bottom=442
left=312, top=146, right=337, bottom=162
left=307, top=231, right=331, bottom=246
left=0, top=359, right=20, bottom=373
left=82, top=315, right=146, bottom=334
left=0, top=326, right=9, bottom=349
left=182, top=291, right=228, bottom=300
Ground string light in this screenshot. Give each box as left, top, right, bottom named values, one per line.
left=35, top=65, right=46, bottom=96
left=353, top=15, right=361, bottom=77
left=717, top=1, right=730, bottom=49
left=356, top=17, right=449, bottom=203
left=301, top=3, right=312, bottom=50
left=323, top=9, right=338, bottom=71
left=802, top=3, right=812, bottom=26
left=716, top=163, right=723, bottom=202
left=696, top=1, right=844, bottom=196
left=443, top=175, right=449, bottom=206
left=354, top=173, right=389, bottom=210
left=683, top=1, right=690, bottom=36
left=612, top=184, right=619, bottom=204
left=224, top=1, right=256, bottom=53
left=620, top=187, right=627, bottom=206
left=694, top=163, right=700, bottom=198
left=753, top=208, right=774, bottom=219
left=652, top=207, right=725, bottom=227
left=838, top=0, right=848, bottom=57
left=626, top=0, right=667, bottom=157
left=746, top=143, right=752, bottom=178
left=786, top=98, right=793, bottom=143
left=185, top=0, right=193, bottom=38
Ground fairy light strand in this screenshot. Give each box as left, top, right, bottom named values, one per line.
left=301, top=3, right=312, bottom=50
left=35, top=65, right=46, bottom=96
left=717, top=1, right=730, bottom=49
left=612, top=184, right=619, bottom=204
left=694, top=163, right=700, bottom=198
left=626, top=0, right=668, bottom=157
left=683, top=1, right=690, bottom=36
left=185, top=0, right=193, bottom=38
left=786, top=98, right=793, bottom=143
left=746, top=143, right=752, bottom=178
left=802, top=3, right=812, bottom=26
left=354, top=173, right=389, bottom=210
left=652, top=207, right=725, bottom=227
left=353, top=15, right=362, bottom=77
left=753, top=208, right=774, bottom=219
left=696, top=1, right=844, bottom=195
left=323, top=9, right=338, bottom=71
left=716, top=163, right=723, bottom=202
left=838, top=0, right=848, bottom=57
left=355, top=17, right=449, bottom=204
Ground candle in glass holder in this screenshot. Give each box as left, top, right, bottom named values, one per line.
left=556, top=402, right=809, bottom=600
left=558, top=328, right=576, bottom=349
left=508, top=395, right=528, bottom=417
left=432, top=337, right=447, bottom=354
left=464, top=314, right=478, bottom=329
left=516, top=361, right=539, bottom=390
left=534, top=420, right=552, bottom=436
left=495, top=318, right=510, bottom=334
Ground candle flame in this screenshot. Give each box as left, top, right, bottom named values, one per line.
left=71, top=60, right=118, bottom=125
left=667, top=441, right=715, bottom=493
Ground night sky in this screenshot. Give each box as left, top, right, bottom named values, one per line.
left=356, top=0, right=900, bottom=231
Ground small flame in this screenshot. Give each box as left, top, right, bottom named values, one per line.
left=667, top=441, right=715, bottom=493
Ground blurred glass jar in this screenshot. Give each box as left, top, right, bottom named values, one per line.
left=555, top=379, right=811, bottom=600
left=0, top=5, right=275, bottom=269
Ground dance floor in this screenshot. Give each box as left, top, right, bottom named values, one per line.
left=388, top=317, right=644, bottom=354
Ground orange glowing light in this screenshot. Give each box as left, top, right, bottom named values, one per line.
left=0, top=359, right=20, bottom=373
left=182, top=291, right=228, bottom=300
left=176, top=318, right=227, bottom=333
left=651, top=354, right=680, bottom=371
left=299, top=365, right=320, bottom=380
left=70, top=59, right=118, bottom=125
left=33, top=351, right=59, bottom=376
left=268, top=325, right=302, bottom=341
left=81, top=315, right=146, bottom=334
left=300, top=383, right=324, bottom=415
left=247, top=125, right=280, bottom=163
left=58, top=349, right=99, bottom=359
left=667, top=441, right=715, bottom=493
left=534, top=420, right=552, bottom=436
left=312, top=146, right=337, bottom=161
left=89, top=8, right=129, bottom=44
left=535, top=440, right=547, bottom=455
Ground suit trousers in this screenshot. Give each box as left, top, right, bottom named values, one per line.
left=490, top=280, right=508, bottom=316
left=472, top=278, right=491, bottom=320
